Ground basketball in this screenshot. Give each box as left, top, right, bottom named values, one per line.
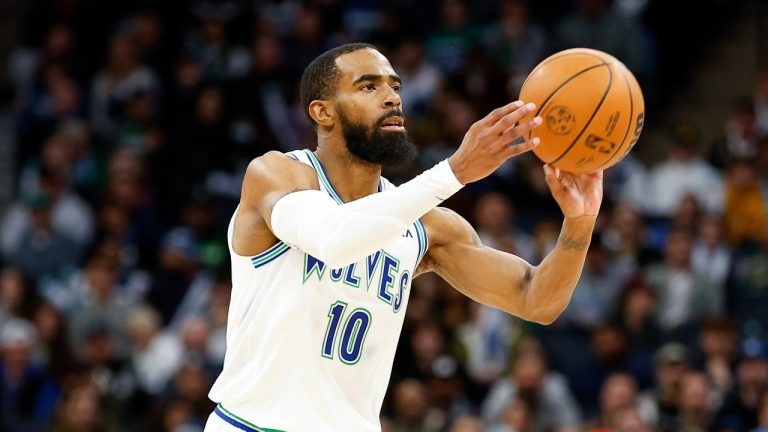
left=519, top=48, right=645, bottom=173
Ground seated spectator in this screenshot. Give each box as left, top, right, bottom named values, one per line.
left=4, top=191, right=80, bottom=281
left=637, top=343, right=690, bottom=430
left=482, top=347, right=582, bottom=431
left=723, top=158, right=767, bottom=247
left=692, top=215, right=732, bottom=290
left=727, top=225, right=768, bottom=334
left=0, top=267, right=39, bottom=326
left=488, top=397, right=533, bottom=432
left=694, top=317, right=739, bottom=399
left=584, top=373, right=640, bottom=430
left=559, top=232, right=633, bottom=330
left=645, top=229, right=723, bottom=333
left=66, top=255, right=131, bottom=359
left=669, top=372, right=716, bottom=432
left=47, top=382, right=118, bottom=432
left=717, top=339, right=768, bottom=431
left=1, top=165, right=94, bottom=259
left=0, top=319, right=59, bottom=431
left=125, top=305, right=182, bottom=396
left=644, top=122, right=724, bottom=218
left=389, top=378, right=447, bottom=432
left=90, top=35, right=158, bottom=141
left=31, top=302, right=74, bottom=382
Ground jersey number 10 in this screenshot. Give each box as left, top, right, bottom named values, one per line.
left=322, top=301, right=371, bottom=365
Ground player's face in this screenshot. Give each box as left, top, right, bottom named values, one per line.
left=333, top=49, right=417, bottom=165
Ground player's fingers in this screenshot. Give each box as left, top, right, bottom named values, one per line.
left=490, top=102, right=536, bottom=133
left=501, top=136, right=540, bottom=159
left=543, top=164, right=564, bottom=187
left=480, top=100, right=524, bottom=126
left=501, top=116, right=542, bottom=141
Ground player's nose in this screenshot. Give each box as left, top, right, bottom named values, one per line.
left=382, top=86, right=401, bottom=108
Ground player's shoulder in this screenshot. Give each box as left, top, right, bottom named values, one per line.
left=245, top=151, right=316, bottom=184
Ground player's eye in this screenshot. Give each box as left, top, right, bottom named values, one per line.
left=391, top=84, right=401, bottom=93
left=361, top=83, right=376, bottom=91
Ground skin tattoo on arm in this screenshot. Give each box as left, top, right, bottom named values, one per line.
left=558, top=233, right=588, bottom=251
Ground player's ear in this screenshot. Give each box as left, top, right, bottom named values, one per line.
left=309, top=100, right=334, bottom=127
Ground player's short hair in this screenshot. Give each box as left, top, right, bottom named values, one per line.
left=300, top=43, right=377, bottom=128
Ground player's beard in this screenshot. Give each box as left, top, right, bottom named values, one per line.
left=338, top=107, right=418, bottom=166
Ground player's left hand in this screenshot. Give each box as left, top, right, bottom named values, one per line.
left=543, top=164, right=603, bottom=218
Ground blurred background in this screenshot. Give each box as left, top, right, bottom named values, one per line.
left=0, top=0, right=767, bottom=431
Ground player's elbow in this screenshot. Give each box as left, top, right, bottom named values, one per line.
left=524, top=309, right=562, bottom=325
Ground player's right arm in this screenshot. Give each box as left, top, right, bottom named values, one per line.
left=265, top=101, right=542, bottom=268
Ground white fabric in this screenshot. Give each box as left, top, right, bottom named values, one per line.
left=271, top=159, right=461, bottom=268
left=208, top=150, right=429, bottom=432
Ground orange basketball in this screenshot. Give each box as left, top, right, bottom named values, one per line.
left=519, top=48, right=645, bottom=173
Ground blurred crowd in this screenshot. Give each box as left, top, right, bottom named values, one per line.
left=0, top=0, right=766, bottom=431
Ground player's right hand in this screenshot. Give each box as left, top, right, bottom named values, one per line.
left=447, top=100, right=542, bottom=184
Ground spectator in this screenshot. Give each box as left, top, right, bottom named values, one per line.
left=488, top=397, right=533, bottom=432
left=669, top=372, right=716, bottom=432
left=483, top=0, right=548, bottom=92
left=125, top=305, right=182, bottom=396
left=645, top=229, right=723, bottom=333
left=727, top=225, right=768, bottom=334
left=47, top=382, right=118, bottom=432
left=146, top=227, right=209, bottom=324
left=66, top=255, right=131, bottom=359
left=717, top=340, right=768, bottom=431
left=692, top=215, right=732, bottom=290
left=4, top=191, right=80, bottom=281
left=0, top=267, right=39, bottom=326
left=694, top=317, right=739, bottom=399
left=31, top=302, right=74, bottom=382
left=559, top=232, right=633, bottom=330
left=638, top=343, right=690, bottom=430
left=482, top=347, right=582, bottom=431
left=391, top=39, right=444, bottom=116
left=723, top=158, right=767, bottom=246
left=426, top=0, right=483, bottom=75
left=584, top=373, right=640, bottom=430
left=90, top=36, right=158, bottom=141
left=555, top=0, right=646, bottom=76
left=389, top=378, right=447, bottom=432
left=2, top=165, right=94, bottom=260
left=603, top=202, right=659, bottom=269
left=645, top=122, right=723, bottom=217
left=0, top=319, right=59, bottom=431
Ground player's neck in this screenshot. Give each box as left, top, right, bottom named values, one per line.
left=314, top=145, right=382, bottom=202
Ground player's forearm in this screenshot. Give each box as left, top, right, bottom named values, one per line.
left=525, top=216, right=596, bottom=324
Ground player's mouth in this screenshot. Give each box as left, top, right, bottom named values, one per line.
left=380, top=116, right=405, bottom=132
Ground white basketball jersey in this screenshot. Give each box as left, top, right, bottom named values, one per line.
left=208, top=149, right=428, bottom=432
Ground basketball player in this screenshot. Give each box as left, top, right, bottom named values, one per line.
left=205, top=43, right=603, bottom=432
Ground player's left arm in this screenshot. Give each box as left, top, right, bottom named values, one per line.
left=418, top=165, right=603, bottom=325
